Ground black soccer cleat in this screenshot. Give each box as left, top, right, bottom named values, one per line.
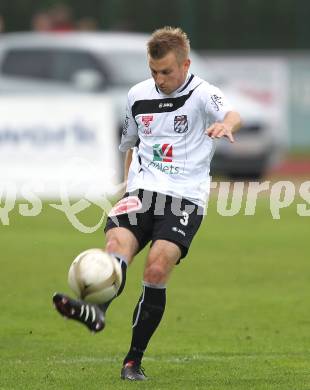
left=52, top=292, right=105, bottom=333
left=120, top=361, right=147, bottom=381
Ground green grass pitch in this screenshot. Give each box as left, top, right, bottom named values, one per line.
left=0, top=197, right=309, bottom=389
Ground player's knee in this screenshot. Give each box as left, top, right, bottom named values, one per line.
left=144, top=263, right=167, bottom=285
left=105, top=237, right=122, bottom=254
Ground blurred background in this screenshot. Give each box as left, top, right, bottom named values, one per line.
left=0, top=0, right=309, bottom=197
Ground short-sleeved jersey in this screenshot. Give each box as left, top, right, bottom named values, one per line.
left=120, top=74, right=233, bottom=208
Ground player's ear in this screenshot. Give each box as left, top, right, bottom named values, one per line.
left=184, top=58, right=191, bottom=71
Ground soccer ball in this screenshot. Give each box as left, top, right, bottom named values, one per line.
left=68, top=248, right=122, bottom=304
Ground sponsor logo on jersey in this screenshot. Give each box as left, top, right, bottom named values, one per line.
left=174, top=115, right=188, bottom=133
left=152, top=143, right=173, bottom=162
left=159, top=102, right=173, bottom=109
left=172, top=226, right=186, bottom=236
left=210, top=94, right=224, bottom=112
left=148, top=161, right=180, bottom=175
left=142, top=115, right=153, bottom=127
left=108, top=196, right=142, bottom=217
left=122, top=114, right=130, bottom=136
left=148, top=143, right=180, bottom=174
left=141, top=115, right=153, bottom=135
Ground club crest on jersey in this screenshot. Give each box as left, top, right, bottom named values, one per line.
left=174, top=115, right=188, bottom=133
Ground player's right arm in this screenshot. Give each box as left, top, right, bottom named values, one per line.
left=119, top=90, right=139, bottom=185
left=124, top=149, right=133, bottom=184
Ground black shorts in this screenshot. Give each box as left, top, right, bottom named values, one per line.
left=104, top=189, right=203, bottom=260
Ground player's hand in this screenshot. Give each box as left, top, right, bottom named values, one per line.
left=206, top=122, right=235, bottom=143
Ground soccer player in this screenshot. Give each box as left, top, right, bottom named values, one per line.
left=53, top=26, right=241, bottom=381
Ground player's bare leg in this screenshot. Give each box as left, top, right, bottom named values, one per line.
left=105, top=227, right=139, bottom=265
left=53, top=228, right=138, bottom=332
left=99, top=227, right=139, bottom=312
left=121, top=240, right=181, bottom=381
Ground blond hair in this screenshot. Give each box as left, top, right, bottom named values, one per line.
left=147, top=26, right=190, bottom=63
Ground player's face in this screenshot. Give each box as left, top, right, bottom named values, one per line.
left=149, top=51, right=191, bottom=95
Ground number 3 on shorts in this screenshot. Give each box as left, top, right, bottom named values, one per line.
left=180, top=211, right=189, bottom=226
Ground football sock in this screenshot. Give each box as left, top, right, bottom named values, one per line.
left=123, top=283, right=166, bottom=365
left=99, top=254, right=127, bottom=313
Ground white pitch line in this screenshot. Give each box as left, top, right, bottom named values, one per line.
left=9, top=353, right=302, bottom=366
left=8, top=353, right=308, bottom=366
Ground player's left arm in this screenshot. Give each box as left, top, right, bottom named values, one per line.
left=206, top=111, right=242, bottom=143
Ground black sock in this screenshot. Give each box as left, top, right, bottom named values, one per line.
left=123, top=285, right=166, bottom=365
left=99, top=256, right=127, bottom=313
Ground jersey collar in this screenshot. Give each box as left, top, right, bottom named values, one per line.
left=155, top=73, right=194, bottom=97
left=177, top=73, right=194, bottom=93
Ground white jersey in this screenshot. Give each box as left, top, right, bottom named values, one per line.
left=120, top=73, right=233, bottom=208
